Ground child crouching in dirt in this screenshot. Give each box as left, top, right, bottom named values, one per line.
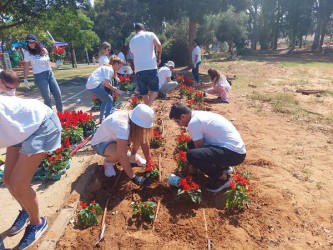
left=201, top=68, right=231, bottom=103
left=90, top=104, right=154, bottom=187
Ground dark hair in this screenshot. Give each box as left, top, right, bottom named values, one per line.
left=0, top=69, right=20, bottom=87
left=120, top=45, right=128, bottom=57
left=26, top=40, right=46, bottom=56
left=193, top=39, right=200, bottom=47
left=169, top=102, right=191, bottom=119
left=134, top=23, right=145, bottom=32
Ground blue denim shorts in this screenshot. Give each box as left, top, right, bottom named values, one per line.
left=136, top=69, right=159, bottom=95
left=92, top=141, right=115, bottom=156
left=14, top=111, right=62, bottom=155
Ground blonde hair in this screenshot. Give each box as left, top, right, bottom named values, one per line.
left=109, top=55, right=123, bottom=65
left=129, top=120, right=153, bottom=147
left=207, top=68, right=226, bottom=86
left=98, top=42, right=111, bottom=58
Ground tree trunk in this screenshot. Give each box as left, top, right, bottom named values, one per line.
left=70, top=45, right=77, bottom=68
left=319, top=20, right=328, bottom=49
left=251, top=0, right=258, bottom=50
left=228, top=40, right=233, bottom=57
left=312, top=22, right=321, bottom=50
left=188, top=18, right=197, bottom=67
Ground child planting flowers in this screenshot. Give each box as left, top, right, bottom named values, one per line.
left=78, top=200, right=103, bottom=228
left=177, top=176, right=201, bottom=204
left=225, top=171, right=251, bottom=210
left=144, top=161, right=160, bottom=180
left=131, top=200, right=156, bottom=221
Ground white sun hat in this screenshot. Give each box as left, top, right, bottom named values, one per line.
left=129, top=104, right=154, bottom=128
left=165, top=61, right=175, bottom=68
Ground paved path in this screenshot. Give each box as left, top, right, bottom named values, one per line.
left=0, top=76, right=132, bottom=249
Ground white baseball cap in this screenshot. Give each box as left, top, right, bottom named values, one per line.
left=129, top=104, right=154, bottom=128
left=165, top=61, right=175, bottom=68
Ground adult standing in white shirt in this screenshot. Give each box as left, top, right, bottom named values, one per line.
left=23, top=34, right=63, bottom=112
left=98, top=42, right=111, bottom=66
left=1, top=96, right=62, bottom=249
left=169, top=103, right=246, bottom=193
left=191, top=39, right=202, bottom=85
left=157, top=60, right=178, bottom=98
left=129, top=23, right=162, bottom=106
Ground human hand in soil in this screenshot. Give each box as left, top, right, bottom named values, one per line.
left=131, top=175, right=152, bottom=187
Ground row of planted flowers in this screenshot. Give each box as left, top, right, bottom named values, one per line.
left=34, top=110, right=96, bottom=181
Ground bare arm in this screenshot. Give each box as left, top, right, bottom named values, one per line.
left=23, top=62, right=30, bottom=79
left=117, top=139, right=135, bottom=178
left=193, top=138, right=204, bottom=149
left=154, top=38, right=162, bottom=65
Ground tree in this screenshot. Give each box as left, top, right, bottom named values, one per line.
left=46, top=7, right=99, bottom=67
left=215, top=6, right=249, bottom=57
left=0, top=0, right=87, bottom=30
left=312, top=0, right=333, bottom=50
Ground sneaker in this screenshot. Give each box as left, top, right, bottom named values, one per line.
left=223, top=166, right=235, bottom=176
left=128, top=153, right=146, bottom=167
left=8, top=210, right=30, bottom=236
left=17, top=217, right=48, bottom=250
left=104, top=161, right=116, bottom=177
left=207, top=178, right=231, bottom=193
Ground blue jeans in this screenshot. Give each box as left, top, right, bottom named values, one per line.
left=34, top=70, right=63, bottom=112
left=192, top=61, right=201, bottom=83
left=89, top=84, right=113, bottom=120
left=136, top=69, right=159, bottom=95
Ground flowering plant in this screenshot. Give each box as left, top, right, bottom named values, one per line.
left=225, top=171, right=251, bottom=210
left=150, top=129, right=165, bottom=148
left=144, top=161, right=159, bottom=180
left=92, top=95, right=102, bottom=107
left=118, top=75, right=132, bottom=91
left=193, top=90, right=203, bottom=103
left=177, top=150, right=190, bottom=175
left=177, top=176, right=201, bottom=204
left=40, top=137, right=72, bottom=178
left=176, top=132, right=191, bottom=151
left=185, top=86, right=194, bottom=99
left=186, top=99, right=194, bottom=108
left=78, top=200, right=103, bottom=228
left=131, top=200, right=156, bottom=221
left=50, top=46, right=65, bottom=61
left=176, top=74, right=194, bottom=86
left=130, top=96, right=140, bottom=109
left=178, top=84, right=187, bottom=98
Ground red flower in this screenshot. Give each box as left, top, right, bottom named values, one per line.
left=91, top=207, right=95, bottom=212
left=230, top=180, right=236, bottom=189
left=178, top=151, right=187, bottom=162
left=81, top=202, right=87, bottom=209
left=63, top=137, right=70, bottom=147
left=91, top=200, right=96, bottom=204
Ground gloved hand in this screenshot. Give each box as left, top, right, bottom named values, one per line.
left=23, top=79, right=30, bottom=89
left=131, top=175, right=152, bottom=187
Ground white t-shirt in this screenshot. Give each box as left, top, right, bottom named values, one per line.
left=0, top=96, right=50, bottom=148
left=187, top=111, right=246, bottom=154
left=216, top=78, right=231, bottom=91
left=158, top=66, right=172, bottom=88
left=192, top=46, right=201, bottom=65
left=117, top=51, right=127, bottom=74
left=91, top=111, right=130, bottom=146
left=129, top=31, right=160, bottom=73
left=98, top=55, right=109, bottom=66
left=24, top=49, right=51, bottom=74
left=86, top=65, right=114, bottom=89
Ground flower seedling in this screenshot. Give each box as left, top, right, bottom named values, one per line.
left=176, top=132, right=191, bottom=151
left=225, top=171, right=251, bottom=210
left=177, top=176, right=202, bottom=204
left=144, top=161, right=159, bottom=180
left=78, top=200, right=103, bottom=228
left=130, top=96, right=140, bottom=109
left=131, top=200, right=156, bottom=221
left=150, top=129, right=165, bottom=148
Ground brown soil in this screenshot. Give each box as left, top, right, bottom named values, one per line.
left=56, top=50, right=333, bottom=249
